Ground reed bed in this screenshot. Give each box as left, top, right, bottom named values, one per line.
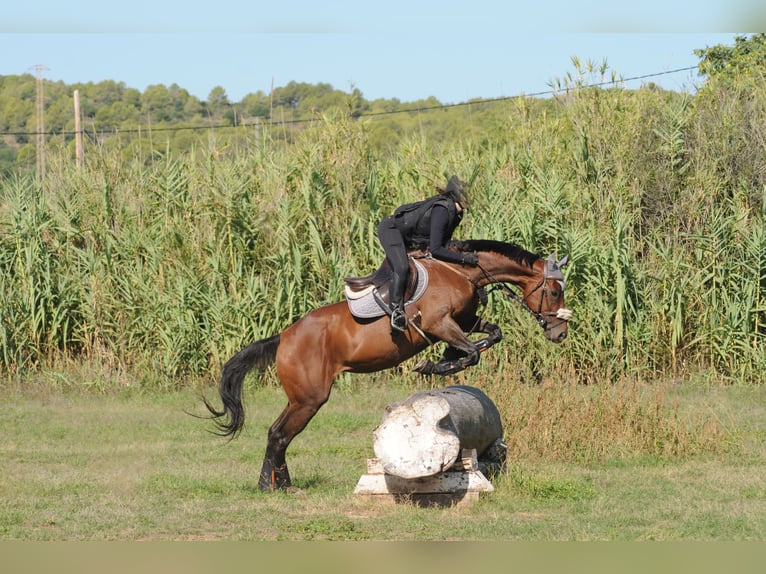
left=2, top=70, right=766, bottom=414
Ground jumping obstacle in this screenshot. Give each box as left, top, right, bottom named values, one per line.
left=354, top=385, right=506, bottom=507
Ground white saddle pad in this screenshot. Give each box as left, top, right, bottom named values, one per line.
left=345, top=259, right=429, bottom=319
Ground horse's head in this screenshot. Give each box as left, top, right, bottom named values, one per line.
left=521, top=253, right=571, bottom=343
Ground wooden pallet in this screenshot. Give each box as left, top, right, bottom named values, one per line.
left=353, top=449, right=493, bottom=507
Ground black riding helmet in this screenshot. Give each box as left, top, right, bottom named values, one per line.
left=439, top=176, right=468, bottom=208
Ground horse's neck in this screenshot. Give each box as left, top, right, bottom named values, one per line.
left=480, top=256, right=541, bottom=289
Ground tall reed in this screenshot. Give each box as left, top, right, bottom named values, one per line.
left=2, top=65, right=766, bottom=391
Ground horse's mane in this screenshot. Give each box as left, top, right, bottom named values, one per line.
left=448, top=239, right=539, bottom=269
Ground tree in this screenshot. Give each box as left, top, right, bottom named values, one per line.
left=693, top=33, right=766, bottom=206
left=0, top=140, right=16, bottom=176
left=695, top=33, right=766, bottom=85
left=142, top=83, right=195, bottom=123
left=241, top=92, right=270, bottom=119
left=207, top=86, right=229, bottom=107
left=142, top=84, right=176, bottom=122
left=0, top=95, right=34, bottom=133
left=272, top=81, right=320, bottom=109
left=207, top=86, right=231, bottom=122
left=94, top=100, right=140, bottom=131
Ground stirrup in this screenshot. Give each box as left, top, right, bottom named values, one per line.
left=390, top=308, right=407, bottom=332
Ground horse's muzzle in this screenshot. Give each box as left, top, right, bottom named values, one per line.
left=545, top=328, right=568, bottom=343
left=545, top=308, right=571, bottom=343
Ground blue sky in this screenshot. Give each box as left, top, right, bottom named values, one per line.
left=1, top=1, right=763, bottom=104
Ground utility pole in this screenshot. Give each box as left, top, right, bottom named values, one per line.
left=74, top=89, right=83, bottom=168
left=31, top=64, right=49, bottom=181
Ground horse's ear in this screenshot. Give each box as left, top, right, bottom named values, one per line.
left=547, top=253, right=568, bottom=269
left=547, top=253, right=556, bottom=266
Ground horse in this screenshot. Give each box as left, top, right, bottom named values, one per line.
left=203, top=239, right=571, bottom=491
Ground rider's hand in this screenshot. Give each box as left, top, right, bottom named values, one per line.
left=462, top=252, right=479, bottom=267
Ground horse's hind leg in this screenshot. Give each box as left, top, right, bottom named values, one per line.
left=258, top=405, right=293, bottom=491
left=258, top=388, right=331, bottom=492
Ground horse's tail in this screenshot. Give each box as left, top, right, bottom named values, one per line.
left=204, top=334, right=281, bottom=438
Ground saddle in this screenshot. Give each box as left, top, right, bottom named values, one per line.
left=343, top=257, right=429, bottom=319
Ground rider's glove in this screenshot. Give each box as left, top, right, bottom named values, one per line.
left=462, top=252, right=479, bottom=267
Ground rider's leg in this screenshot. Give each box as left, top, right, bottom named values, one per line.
left=389, top=270, right=407, bottom=331
left=377, top=218, right=409, bottom=332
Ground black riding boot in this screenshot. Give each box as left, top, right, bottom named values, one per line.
left=390, top=271, right=408, bottom=332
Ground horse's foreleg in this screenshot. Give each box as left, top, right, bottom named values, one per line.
left=473, top=318, right=503, bottom=353
left=414, top=318, right=502, bottom=376
left=444, top=318, right=502, bottom=357
left=413, top=315, right=483, bottom=376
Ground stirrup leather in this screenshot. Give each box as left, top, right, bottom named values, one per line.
left=390, top=307, right=408, bottom=332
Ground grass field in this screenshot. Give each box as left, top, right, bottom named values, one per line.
left=2, top=371, right=765, bottom=542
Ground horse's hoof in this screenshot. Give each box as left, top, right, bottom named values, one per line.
left=259, top=462, right=292, bottom=492
left=412, top=358, right=435, bottom=375
left=258, top=478, right=277, bottom=492
left=257, top=482, right=304, bottom=495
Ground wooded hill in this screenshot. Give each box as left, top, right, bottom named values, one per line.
left=0, top=71, right=537, bottom=176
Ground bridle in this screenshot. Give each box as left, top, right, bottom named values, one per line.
left=426, top=252, right=573, bottom=332
left=482, top=255, right=573, bottom=332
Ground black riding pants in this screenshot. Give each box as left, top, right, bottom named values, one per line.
left=377, top=216, right=409, bottom=308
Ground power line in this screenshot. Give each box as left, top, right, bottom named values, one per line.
left=363, top=65, right=699, bottom=117
left=1, top=65, right=699, bottom=138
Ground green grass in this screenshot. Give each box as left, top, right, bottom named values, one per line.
left=2, top=374, right=765, bottom=541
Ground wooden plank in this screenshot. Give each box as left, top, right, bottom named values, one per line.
left=366, top=458, right=385, bottom=474
left=353, top=469, right=494, bottom=495
left=454, top=448, right=478, bottom=471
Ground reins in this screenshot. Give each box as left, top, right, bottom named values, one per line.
left=421, top=253, right=572, bottom=333
left=487, top=282, right=550, bottom=328
left=477, top=260, right=572, bottom=331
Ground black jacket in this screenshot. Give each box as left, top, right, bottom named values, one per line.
left=393, top=195, right=464, bottom=264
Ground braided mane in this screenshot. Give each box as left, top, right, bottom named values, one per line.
left=449, top=239, right=540, bottom=269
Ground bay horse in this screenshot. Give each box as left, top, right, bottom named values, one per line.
left=204, top=239, right=571, bottom=491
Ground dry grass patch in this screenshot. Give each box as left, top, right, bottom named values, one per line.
left=478, top=376, right=731, bottom=464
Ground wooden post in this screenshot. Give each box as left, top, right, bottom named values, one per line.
left=74, top=90, right=83, bottom=169
left=33, top=64, right=48, bottom=181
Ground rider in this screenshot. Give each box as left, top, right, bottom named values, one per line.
left=378, top=175, right=479, bottom=333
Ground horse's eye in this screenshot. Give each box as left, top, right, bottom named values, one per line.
left=550, top=289, right=560, bottom=299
